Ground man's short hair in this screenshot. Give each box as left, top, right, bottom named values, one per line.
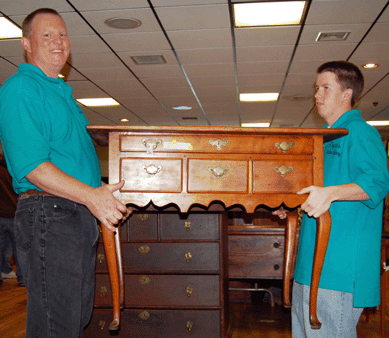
left=317, top=61, right=364, bottom=107
left=22, top=8, right=62, bottom=38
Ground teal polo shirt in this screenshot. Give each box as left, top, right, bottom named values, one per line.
left=0, top=64, right=101, bottom=193
left=294, top=110, right=389, bottom=307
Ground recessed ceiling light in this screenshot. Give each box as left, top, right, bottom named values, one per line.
left=241, top=123, right=270, bottom=127
left=240, top=93, right=279, bottom=102
left=367, top=121, right=389, bottom=126
left=316, top=31, right=350, bottom=42
left=104, top=17, right=142, bottom=29
left=233, top=1, right=307, bottom=27
left=363, top=63, right=378, bottom=69
left=173, top=105, right=192, bottom=110
left=0, top=17, right=22, bottom=39
left=120, top=118, right=129, bottom=122
left=76, top=98, right=120, bottom=107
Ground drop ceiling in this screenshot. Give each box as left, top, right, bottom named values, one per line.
left=1, top=0, right=389, bottom=137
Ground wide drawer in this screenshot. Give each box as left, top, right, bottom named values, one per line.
left=122, top=243, right=220, bottom=273
left=85, top=308, right=221, bottom=337
left=94, top=274, right=220, bottom=307
left=119, top=134, right=314, bottom=155
left=160, top=213, right=219, bottom=240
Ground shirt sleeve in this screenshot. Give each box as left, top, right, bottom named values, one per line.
left=347, top=121, right=389, bottom=209
left=0, top=76, right=52, bottom=182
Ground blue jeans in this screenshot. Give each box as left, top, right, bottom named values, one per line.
left=15, top=195, right=99, bottom=338
left=0, top=217, right=23, bottom=283
left=292, top=281, right=363, bottom=337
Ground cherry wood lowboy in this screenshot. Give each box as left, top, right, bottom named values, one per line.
left=88, top=125, right=348, bottom=333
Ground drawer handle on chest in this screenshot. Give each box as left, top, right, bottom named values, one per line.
left=186, top=286, right=193, bottom=297
left=185, top=252, right=192, bottom=263
left=139, top=276, right=151, bottom=285
left=275, top=141, right=295, bottom=153
left=209, top=166, right=229, bottom=178
left=98, top=320, right=105, bottom=330
left=139, top=311, right=150, bottom=321
left=184, top=221, right=191, bottom=232
left=187, top=321, right=193, bottom=332
left=137, top=214, right=149, bottom=221
left=142, top=164, right=162, bottom=176
left=139, top=245, right=150, bottom=254
left=274, top=165, right=293, bottom=177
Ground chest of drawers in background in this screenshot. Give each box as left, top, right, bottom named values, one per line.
left=85, top=211, right=229, bottom=338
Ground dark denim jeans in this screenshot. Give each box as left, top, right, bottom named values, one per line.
left=0, top=217, right=23, bottom=284
left=15, top=195, right=99, bottom=338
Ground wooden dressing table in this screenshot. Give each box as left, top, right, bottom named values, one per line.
left=88, top=125, right=348, bottom=334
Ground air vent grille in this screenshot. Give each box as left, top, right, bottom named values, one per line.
left=316, top=31, right=350, bottom=41
left=131, top=55, right=166, bottom=65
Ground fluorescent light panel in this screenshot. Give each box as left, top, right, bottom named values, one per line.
left=77, top=98, right=119, bottom=107
left=367, top=121, right=389, bottom=126
left=0, top=17, right=22, bottom=39
left=233, top=1, right=307, bottom=27
left=240, top=93, right=279, bottom=102
left=242, top=123, right=270, bottom=127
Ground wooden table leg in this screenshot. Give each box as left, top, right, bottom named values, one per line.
left=283, top=212, right=298, bottom=307
left=309, top=210, right=332, bottom=329
left=101, top=225, right=122, bottom=331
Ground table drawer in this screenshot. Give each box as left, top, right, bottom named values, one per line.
left=121, top=157, right=182, bottom=192
left=188, top=159, right=248, bottom=192
left=85, top=308, right=221, bottom=337
left=160, top=213, right=219, bottom=240
left=122, top=243, right=220, bottom=272
left=119, top=134, right=313, bottom=155
left=253, top=157, right=313, bottom=193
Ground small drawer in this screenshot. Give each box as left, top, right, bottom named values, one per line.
left=160, top=213, right=219, bottom=240
left=128, top=213, right=158, bottom=241
left=122, top=243, right=220, bottom=273
left=253, top=156, right=313, bottom=193
left=188, top=159, right=248, bottom=193
left=85, top=308, right=221, bottom=338
left=120, top=158, right=182, bottom=192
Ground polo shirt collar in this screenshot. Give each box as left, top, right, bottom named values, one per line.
left=325, top=109, right=361, bottom=129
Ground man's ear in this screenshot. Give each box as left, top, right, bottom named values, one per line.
left=343, top=88, right=353, bottom=103
left=21, top=37, right=31, bottom=53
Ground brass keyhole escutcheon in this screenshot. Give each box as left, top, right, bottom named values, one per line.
left=98, top=320, right=105, bottom=330
left=184, top=221, right=191, bottom=232
left=97, top=253, right=105, bottom=264
left=185, top=252, right=192, bottom=263
left=100, top=286, right=108, bottom=297
left=186, top=286, right=193, bottom=298
left=139, top=245, right=150, bottom=254
left=187, top=321, right=193, bottom=332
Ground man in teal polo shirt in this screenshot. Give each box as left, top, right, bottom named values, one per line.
left=275, top=61, right=389, bottom=337
left=0, top=8, right=131, bottom=337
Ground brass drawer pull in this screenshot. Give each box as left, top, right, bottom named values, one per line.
left=142, top=138, right=162, bottom=151
left=209, top=138, right=229, bottom=150
left=275, top=141, right=294, bottom=153
left=97, top=253, right=105, bottom=264
left=187, top=321, right=193, bottom=332
left=209, top=166, right=229, bottom=178
left=137, top=214, right=149, bottom=221
left=139, top=276, right=151, bottom=285
left=142, top=164, right=162, bottom=176
left=100, top=286, right=108, bottom=297
left=185, top=252, right=192, bottom=263
left=274, top=165, right=293, bottom=177
left=139, top=245, right=150, bottom=254
left=184, top=221, right=191, bottom=232
left=186, top=286, right=193, bottom=298
left=139, top=311, right=150, bottom=320
left=98, top=320, right=105, bottom=330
